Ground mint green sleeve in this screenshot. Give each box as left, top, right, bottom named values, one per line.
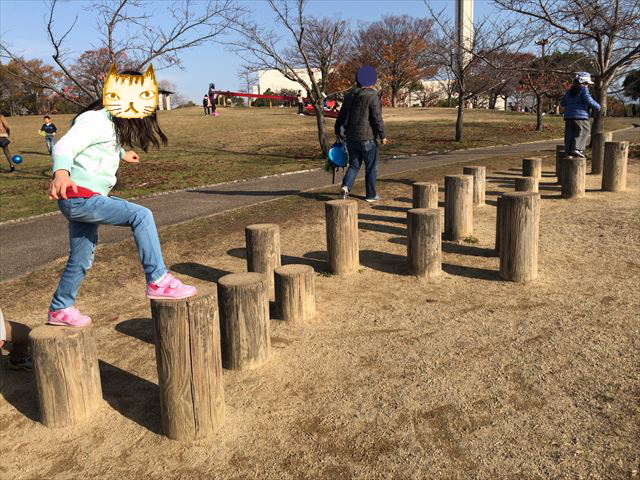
left=119, top=147, right=126, bottom=160
left=52, top=112, right=101, bottom=174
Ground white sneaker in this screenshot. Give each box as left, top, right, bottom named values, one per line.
left=365, top=195, right=381, bottom=203
left=340, top=186, right=349, bottom=199
left=571, top=150, right=585, bottom=158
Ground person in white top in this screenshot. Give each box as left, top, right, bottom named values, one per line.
left=0, top=308, right=32, bottom=371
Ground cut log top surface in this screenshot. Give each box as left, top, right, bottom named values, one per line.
left=523, top=156, right=542, bottom=161
left=326, top=199, right=358, bottom=208
left=218, top=272, right=266, bottom=287
left=275, top=264, right=314, bottom=276
left=150, top=293, right=210, bottom=308
left=30, top=325, right=92, bottom=341
left=413, top=181, right=437, bottom=187
left=408, top=208, right=440, bottom=216
left=503, top=191, right=540, bottom=200
left=462, top=166, right=485, bottom=172
left=246, top=223, right=278, bottom=231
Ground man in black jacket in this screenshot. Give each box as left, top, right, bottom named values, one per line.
left=335, top=65, right=387, bottom=202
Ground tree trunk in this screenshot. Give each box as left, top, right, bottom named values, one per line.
left=312, top=102, right=328, bottom=158
left=447, top=92, right=452, bottom=108
left=455, top=86, right=464, bottom=142
left=535, top=93, right=543, bottom=131
left=391, top=87, right=398, bottom=108
left=592, top=80, right=608, bottom=136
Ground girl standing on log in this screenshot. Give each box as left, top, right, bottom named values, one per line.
left=47, top=67, right=197, bottom=328
left=560, top=72, right=601, bottom=158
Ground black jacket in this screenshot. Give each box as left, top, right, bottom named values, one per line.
left=334, top=88, right=385, bottom=142
left=41, top=123, right=57, bottom=135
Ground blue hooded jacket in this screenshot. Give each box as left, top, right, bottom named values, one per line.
left=560, top=85, right=601, bottom=120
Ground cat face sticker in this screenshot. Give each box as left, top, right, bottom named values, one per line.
left=102, top=64, right=158, bottom=118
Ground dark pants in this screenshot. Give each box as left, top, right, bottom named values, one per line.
left=342, top=139, right=379, bottom=199
left=298, top=102, right=304, bottom=114
left=564, top=118, right=591, bottom=153
left=203, top=106, right=210, bottom=115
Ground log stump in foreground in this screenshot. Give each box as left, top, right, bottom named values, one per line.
left=499, top=192, right=540, bottom=283
left=602, top=141, right=629, bottom=192
left=30, top=325, right=102, bottom=427
left=274, top=264, right=316, bottom=323
left=522, top=157, right=542, bottom=179
left=561, top=156, right=586, bottom=199
left=591, top=131, right=612, bottom=175
left=245, top=224, right=281, bottom=289
left=494, top=195, right=503, bottom=256
left=412, top=182, right=439, bottom=209
left=462, top=166, right=486, bottom=206
left=325, top=200, right=359, bottom=275
left=444, top=175, right=473, bottom=241
left=515, top=176, right=539, bottom=193
left=555, top=145, right=565, bottom=183
left=217, top=272, right=270, bottom=370
left=151, top=294, right=225, bottom=441
left=407, top=208, right=441, bottom=279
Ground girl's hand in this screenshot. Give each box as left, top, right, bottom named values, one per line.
left=123, top=150, right=139, bottom=163
left=49, top=170, right=78, bottom=200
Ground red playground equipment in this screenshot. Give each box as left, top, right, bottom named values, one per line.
left=210, top=90, right=340, bottom=118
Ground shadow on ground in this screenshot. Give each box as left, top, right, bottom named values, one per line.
left=170, top=262, right=231, bottom=282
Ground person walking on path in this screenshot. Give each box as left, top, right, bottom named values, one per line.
left=560, top=72, right=601, bottom=158
left=40, top=115, right=58, bottom=154
left=296, top=90, right=304, bottom=115
left=0, top=114, right=14, bottom=172
left=335, top=65, right=388, bottom=203
left=47, top=69, right=197, bottom=328
left=203, top=95, right=210, bottom=115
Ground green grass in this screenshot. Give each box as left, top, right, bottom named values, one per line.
left=0, top=106, right=634, bottom=222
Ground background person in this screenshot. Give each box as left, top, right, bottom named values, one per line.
left=296, top=90, right=304, bottom=115
left=560, top=72, right=601, bottom=158
left=335, top=65, right=388, bottom=203
left=0, top=113, right=14, bottom=172
left=202, top=95, right=210, bottom=115
left=40, top=115, right=58, bottom=154
left=0, top=308, right=32, bottom=371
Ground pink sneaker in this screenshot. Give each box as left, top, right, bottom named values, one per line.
left=47, top=306, right=92, bottom=327
left=146, top=273, right=197, bottom=300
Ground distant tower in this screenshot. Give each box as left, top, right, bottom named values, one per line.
left=455, top=0, right=474, bottom=69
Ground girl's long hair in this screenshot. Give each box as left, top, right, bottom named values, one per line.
left=569, top=79, right=581, bottom=96
left=73, top=70, right=168, bottom=152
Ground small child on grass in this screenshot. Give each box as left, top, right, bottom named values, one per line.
left=40, top=115, right=58, bottom=154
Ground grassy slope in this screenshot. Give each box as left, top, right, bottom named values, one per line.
left=0, top=106, right=632, bottom=222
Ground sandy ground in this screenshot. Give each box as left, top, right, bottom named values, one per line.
left=1, top=149, right=638, bottom=479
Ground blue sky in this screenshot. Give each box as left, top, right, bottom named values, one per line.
left=1, top=0, right=501, bottom=102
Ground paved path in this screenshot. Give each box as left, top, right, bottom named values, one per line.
left=1, top=128, right=637, bottom=280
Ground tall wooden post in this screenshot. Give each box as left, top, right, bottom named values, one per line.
left=462, top=166, right=486, bottom=206
left=499, top=192, right=540, bottom=283
left=522, top=157, right=542, bottom=179
left=407, top=208, right=441, bottom=279
left=151, top=294, right=225, bottom=441
left=602, top=141, right=629, bottom=192
left=444, top=175, right=473, bottom=241
left=274, top=265, right=316, bottom=323
left=591, top=131, right=612, bottom=175
left=30, top=326, right=102, bottom=427
left=217, top=272, right=270, bottom=370
left=515, top=177, right=539, bottom=193
left=555, top=145, right=564, bottom=183
left=325, top=200, right=359, bottom=275
left=561, top=156, right=586, bottom=199
left=245, top=224, right=281, bottom=289
left=494, top=195, right=503, bottom=256
left=412, top=182, right=439, bottom=209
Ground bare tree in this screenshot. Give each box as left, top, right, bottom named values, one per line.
left=0, top=0, right=239, bottom=108
left=493, top=0, right=640, bottom=134
left=226, top=0, right=350, bottom=158
left=427, top=4, right=531, bottom=141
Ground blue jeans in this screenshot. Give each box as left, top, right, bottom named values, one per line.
left=45, top=135, right=55, bottom=154
left=341, top=139, right=379, bottom=199
left=50, top=195, right=167, bottom=310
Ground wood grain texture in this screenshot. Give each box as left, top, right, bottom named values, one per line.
left=499, top=192, right=540, bottom=283
left=325, top=200, right=359, bottom=275
left=602, top=141, right=629, bottom=192
left=515, top=177, right=539, bottom=193
left=151, top=294, right=224, bottom=441
left=407, top=208, right=441, bottom=279
left=274, top=264, right=316, bottom=323
left=217, top=272, right=270, bottom=370
left=30, top=325, right=102, bottom=427
left=494, top=195, right=503, bottom=256
left=412, top=182, right=439, bottom=209
left=444, top=175, right=473, bottom=241
left=462, top=166, right=486, bottom=206
left=522, top=157, right=542, bottom=179
left=555, top=145, right=564, bottom=182
left=561, top=156, right=586, bottom=199
left=591, top=132, right=612, bottom=175
left=245, top=224, right=281, bottom=289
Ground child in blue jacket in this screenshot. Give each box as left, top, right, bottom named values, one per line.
left=560, top=72, right=601, bottom=158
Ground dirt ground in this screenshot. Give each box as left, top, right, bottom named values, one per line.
left=1, top=148, right=638, bottom=479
